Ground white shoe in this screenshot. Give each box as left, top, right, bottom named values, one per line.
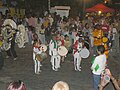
left=75, top=68, right=77, bottom=71
left=6, top=56, right=10, bottom=59
left=13, top=58, right=17, bottom=60
left=35, top=72, right=40, bottom=74
left=22, top=46, right=25, bottom=48
left=39, top=64, right=42, bottom=67
left=52, top=67, right=55, bottom=71
left=54, top=68, right=58, bottom=71
left=38, top=70, right=42, bottom=73
left=78, top=68, right=81, bottom=71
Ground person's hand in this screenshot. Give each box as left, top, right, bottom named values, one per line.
left=105, top=68, right=112, bottom=76
left=100, top=75, right=110, bottom=87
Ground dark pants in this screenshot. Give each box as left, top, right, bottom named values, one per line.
left=6, top=38, right=17, bottom=58
left=0, top=52, right=4, bottom=70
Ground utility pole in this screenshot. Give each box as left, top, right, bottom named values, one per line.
left=48, top=0, right=51, bottom=12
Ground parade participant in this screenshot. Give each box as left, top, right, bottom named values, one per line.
left=2, top=18, right=18, bottom=60
left=91, top=45, right=107, bottom=90
left=7, top=80, right=26, bottom=90
left=24, top=26, right=29, bottom=44
left=17, top=21, right=26, bottom=48
left=73, top=36, right=82, bottom=71
left=52, top=81, right=69, bottom=90
left=49, top=35, right=61, bottom=71
left=33, top=41, right=43, bottom=74
left=93, top=24, right=104, bottom=56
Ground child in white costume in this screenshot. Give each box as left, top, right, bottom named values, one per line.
left=49, top=35, right=61, bottom=71
left=17, top=23, right=26, bottom=48
left=33, top=41, right=42, bottom=74
left=73, top=36, right=82, bottom=71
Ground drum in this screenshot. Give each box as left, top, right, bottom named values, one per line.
left=84, top=41, right=90, bottom=50
left=40, top=44, right=47, bottom=52
left=80, top=48, right=90, bottom=58
left=64, top=40, right=72, bottom=51
left=36, top=53, right=47, bottom=61
left=58, top=46, right=68, bottom=56
left=102, top=37, right=108, bottom=43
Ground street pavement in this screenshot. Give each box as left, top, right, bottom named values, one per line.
left=0, top=45, right=120, bottom=90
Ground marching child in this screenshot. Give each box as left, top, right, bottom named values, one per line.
left=33, top=41, right=42, bottom=74
left=73, top=36, right=83, bottom=71
left=49, top=35, right=61, bottom=71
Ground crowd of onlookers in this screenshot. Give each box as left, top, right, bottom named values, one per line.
left=0, top=11, right=120, bottom=52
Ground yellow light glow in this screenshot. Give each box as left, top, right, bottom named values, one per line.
left=98, top=11, right=102, bottom=15
left=104, top=1, right=107, bottom=3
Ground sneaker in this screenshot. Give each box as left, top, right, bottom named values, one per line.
left=35, top=72, right=40, bottom=74
left=13, top=58, right=17, bottom=60
left=39, top=64, right=42, bottom=67
left=52, top=67, right=55, bottom=71
left=6, top=56, right=10, bottom=59
left=38, top=70, right=42, bottom=73
left=75, top=67, right=77, bottom=71
left=78, top=68, right=81, bottom=71
left=54, top=68, right=58, bottom=71
left=22, top=46, right=25, bottom=48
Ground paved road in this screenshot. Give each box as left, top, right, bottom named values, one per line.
left=0, top=45, right=120, bottom=90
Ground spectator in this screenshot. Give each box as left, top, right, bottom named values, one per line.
left=7, top=80, right=26, bottom=90
left=52, top=81, right=69, bottom=90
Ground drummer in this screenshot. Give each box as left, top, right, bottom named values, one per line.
left=33, top=41, right=43, bottom=74
left=73, top=36, right=83, bottom=71
left=93, top=24, right=104, bottom=56
left=49, top=34, right=61, bottom=71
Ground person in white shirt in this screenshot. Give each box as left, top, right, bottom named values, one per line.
left=49, top=35, right=61, bottom=71
left=91, top=45, right=107, bottom=90
left=17, top=22, right=26, bottom=48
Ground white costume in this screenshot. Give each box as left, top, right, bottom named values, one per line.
left=33, top=46, right=42, bottom=74
left=73, top=38, right=82, bottom=71
left=49, top=39, right=61, bottom=71
left=17, top=24, right=26, bottom=48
